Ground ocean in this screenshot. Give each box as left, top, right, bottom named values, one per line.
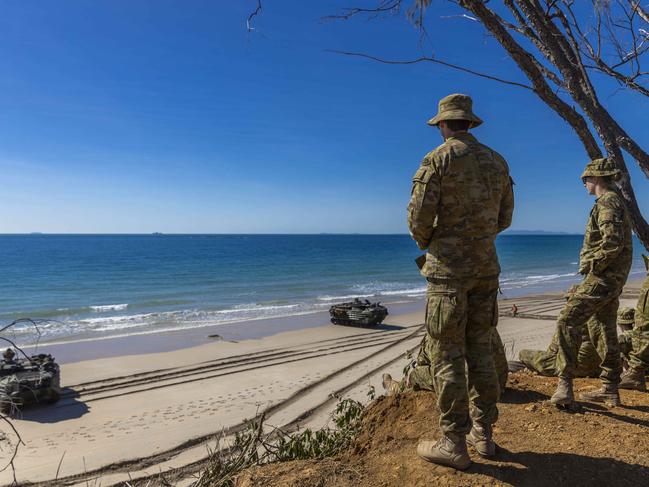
left=1, top=234, right=646, bottom=346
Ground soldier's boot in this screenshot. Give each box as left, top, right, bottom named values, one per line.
left=416, top=433, right=471, bottom=470
left=507, top=360, right=527, bottom=373
left=578, top=383, right=621, bottom=407
left=466, top=422, right=496, bottom=458
left=381, top=373, right=400, bottom=396
left=618, top=367, right=647, bottom=392
left=550, top=377, right=575, bottom=407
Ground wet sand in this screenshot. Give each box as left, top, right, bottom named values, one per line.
left=1, top=280, right=643, bottom=486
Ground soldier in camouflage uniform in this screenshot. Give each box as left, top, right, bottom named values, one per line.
left=510, top=298, right=635, bottom=378
left=618, top=257, right=649, bottom=391
left=383, top=328, right=509, bottom=394
left=511, top=286, right=601, bottom=378
left=407, top=94, right=514, bottom=469
left=551, top=159, right=633, bottom=408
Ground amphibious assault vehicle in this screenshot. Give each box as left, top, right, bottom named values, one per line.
left=0, top=351, right=61, bottom=414
left=329, top=299, right=388, bottom=327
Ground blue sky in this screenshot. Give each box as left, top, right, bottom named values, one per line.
left=0, top=0, right=647, bottom=234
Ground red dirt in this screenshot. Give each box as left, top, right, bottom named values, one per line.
left=235, top=371, right=649, bottom=487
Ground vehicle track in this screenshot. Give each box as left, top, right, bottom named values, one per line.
left=31, top=324, right=425, bottom=487
left=54, top=325, right=422, bottom=405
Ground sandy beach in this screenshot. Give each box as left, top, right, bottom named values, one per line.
left=1, top=280, right=643, bottom=486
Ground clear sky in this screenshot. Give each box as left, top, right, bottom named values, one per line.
left=0, top=0, right=647, bottom=234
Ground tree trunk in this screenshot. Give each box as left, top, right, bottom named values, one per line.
left=459, top=0, right=649, bottom=251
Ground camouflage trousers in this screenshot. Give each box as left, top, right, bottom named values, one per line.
left=519, top=329, right=601, bottom=378
left=423, top=275, right=500, bottom=435
left=555, top=273, right=623, bottom=384
left=627, top=275, right=649, bottom=371
left=409, top=329, right=508, bottom=394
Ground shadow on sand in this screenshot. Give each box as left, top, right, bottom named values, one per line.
left=372, top=323, right=408, bottom=331
left=17, top=387, right=89, bottom=423
left=500, top=386, right=548, bottom=404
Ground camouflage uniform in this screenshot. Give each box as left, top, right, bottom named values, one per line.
left=408, top=94, right=514, bottom=436
left=409, top=330, right=508, bottom=393
left=517, top=286, right=606, bottom=378
left=618, top=260, right=649, bottom=392
left=554, top=160, right=633, bottom=388
left=627, top=263, right=649, bottom=371
left=519, top=329, right=601, bottom=378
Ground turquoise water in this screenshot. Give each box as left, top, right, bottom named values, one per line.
left=1, top=234, right=646, bottom=344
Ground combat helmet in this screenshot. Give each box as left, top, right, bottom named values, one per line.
left=428, top=93, right=483, bottom=128
left=581, top=158, right=621, bottom=180
left=617, top=307, right=635, bottom=328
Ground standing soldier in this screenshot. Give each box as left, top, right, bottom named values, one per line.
left=551, top=159, right=633, bottom=407
left=407, top=93, right=514, bottom=469
left=618, top=256, right=649, bottom=391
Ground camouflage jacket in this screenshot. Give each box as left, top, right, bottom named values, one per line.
left=578, top=190, right=632, bottom=284
left=407, top=133, right=514, bottom=278
left=636, top=260, right=649, bottom=329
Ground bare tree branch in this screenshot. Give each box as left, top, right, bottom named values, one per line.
left=459, top=0, right=604, bottom=160
left=326, top=49, right=534, bottom=89
left=256, top=0, right=649, bottom=245
left=322, top=1, right=401, bottom=21
left=630, top=1, right=649, bottom=24
left=247, top=0, right=262, bottom=32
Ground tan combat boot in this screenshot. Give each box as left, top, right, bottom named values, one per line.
left=381, top=373, right=400, bottom=396
left=466, top=422, right=496, bottom=458
left=550, top=377, right=574, bottom=406
left=416, top=433, right=471, bottom=470
left=579, top=382, right=621, bottom=407
left=618, top=367, right=647, bottom=392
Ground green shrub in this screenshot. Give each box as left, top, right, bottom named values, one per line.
left=192, top=394, right=367, bottom=487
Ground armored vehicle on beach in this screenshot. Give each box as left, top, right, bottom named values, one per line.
left=329, top=299, right=388, bottom=327
left=0, top=351, right=61, bottom=414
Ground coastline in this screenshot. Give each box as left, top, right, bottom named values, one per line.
left=3, top=278, right=644, bottom=486
left=22, top=275, right=645, bottom=365
left=5, top=233, right=647, bottom=350
left=23, top=300, right=426, bottom=364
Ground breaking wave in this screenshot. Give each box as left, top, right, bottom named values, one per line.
left=90, top=303, right=129, bottom=312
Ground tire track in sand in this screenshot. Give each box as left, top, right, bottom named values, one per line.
left=32, top=324, right=425, bottom=487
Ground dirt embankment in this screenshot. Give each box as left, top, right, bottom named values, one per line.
left=236, top=372, right=649, bottom=487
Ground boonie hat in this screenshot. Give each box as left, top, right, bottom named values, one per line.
left=428, top=93, right=483, bottom=128
left=617, top=307, right=635, bottom=326
left=581, top=158, right=621, bottom=180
